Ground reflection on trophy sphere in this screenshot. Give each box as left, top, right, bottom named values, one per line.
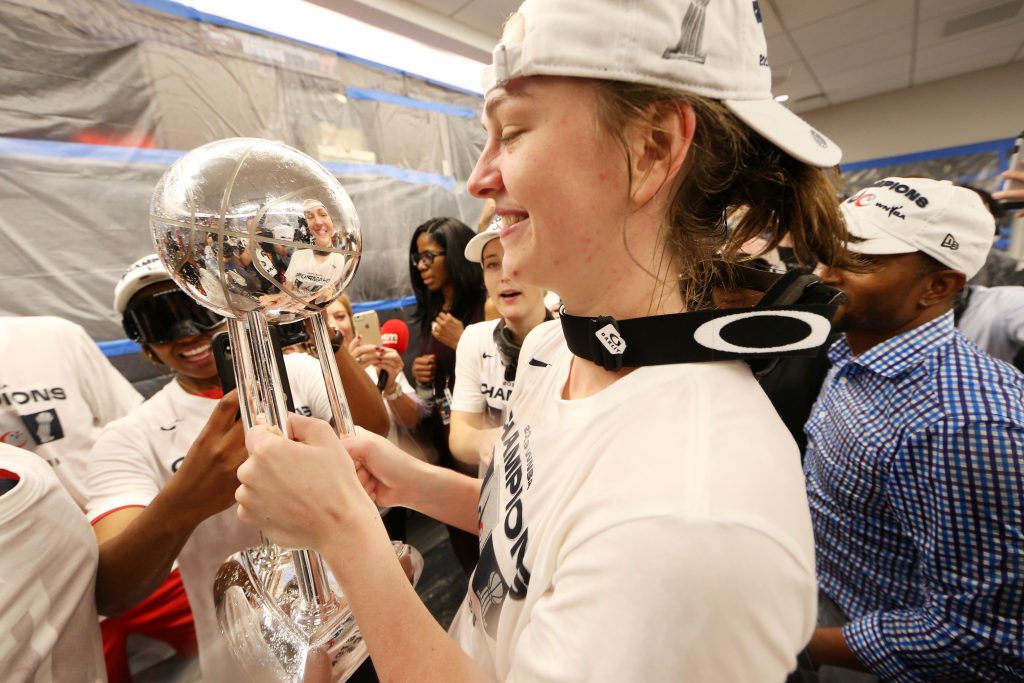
left=149, top=137, right=361, bottom=322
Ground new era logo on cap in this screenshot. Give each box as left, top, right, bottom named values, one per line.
left=840, top=177, right=993, bottom=279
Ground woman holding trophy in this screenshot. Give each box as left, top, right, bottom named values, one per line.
left=234, top=0, right=849, bottom=680
left=286, top=198, right=350, bottom=298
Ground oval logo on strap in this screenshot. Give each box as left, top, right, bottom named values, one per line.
left=693, top=310, right=831, bottom=354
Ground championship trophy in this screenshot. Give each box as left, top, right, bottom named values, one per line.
left=149, top=138, right=422, bottom=681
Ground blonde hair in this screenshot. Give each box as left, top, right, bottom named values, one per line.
left=593, top=80, right=847, bottom=308
left=334, top=293, right=354, bottom=321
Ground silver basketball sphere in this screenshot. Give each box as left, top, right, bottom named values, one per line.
left=149, top=137, right=361, bottom=322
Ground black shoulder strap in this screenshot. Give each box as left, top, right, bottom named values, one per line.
left=559, top=270, right=844, bottom=372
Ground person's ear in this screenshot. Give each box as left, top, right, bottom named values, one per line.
left=141, top=344, right=165, bottom=366
left=627, top=101, right=696, bottom=208
left=920, top=269, right=966, bottom=308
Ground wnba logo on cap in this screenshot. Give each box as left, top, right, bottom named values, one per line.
left=847, top=192, right=876, bottom=207
left=0, top=428, right=30, bottom=448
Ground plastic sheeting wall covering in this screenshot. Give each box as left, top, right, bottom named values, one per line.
left=0, top=0, right=486, bottom=342
left=3, top=0, right=1019, bottom=347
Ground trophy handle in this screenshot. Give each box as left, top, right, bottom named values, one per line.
left=307, top=313, right=355, bottom=436
left=227, top=318, right=260, bottom=430
left=243, top=309, right=336, bottom=613
left=227, top=318, right=279, bottom=561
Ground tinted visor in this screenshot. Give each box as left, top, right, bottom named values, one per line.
left=123, top=289, right=223, bottom=344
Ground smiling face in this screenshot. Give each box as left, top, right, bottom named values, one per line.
left=414, top=233, right=450, bottom=293
left=304, top=202, right=335, bottom=248
left=135, top=282, right=224, bottom=393
left=467, top=77, right=636, bottom=313
left=324, top=298, right=353, bottom=340
left=481, top=237, right=545, bottom=327
left=815, top=251, right=952, bottom=354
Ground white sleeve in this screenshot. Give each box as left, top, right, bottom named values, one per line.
left=505, top=518, right=815, bottom=683
left=397, top=370, right=416, bottom=396
left=85, top=419, right=162, bottom=522
left=70, top=323, right=142, bottom=426
left=1005, top=293, right=1024, bottom=348
left=283, top=352, right=333, bottom=422
left=451, top=323, right=486, bottom=413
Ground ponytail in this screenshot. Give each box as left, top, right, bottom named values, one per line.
left=594, top=80, right=848, bottom=308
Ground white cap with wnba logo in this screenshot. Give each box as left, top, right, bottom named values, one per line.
left=840, top=177, right=994, bottom=278
left=113, top=254, right=172, bottom=314
left=481, top=0, right=841, bottom=167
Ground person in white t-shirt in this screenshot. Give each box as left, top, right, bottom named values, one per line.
left=0, top=442, right=107, bottom=682
left=285, top=198, right=348, bottom=297
left=449, top=222, right=549, bottom=470
left=0, top=316, right=191, bottom=682
left=85, top=255, right=384, bottom=682
left=230, top=0, right=851, bottom=680
left=0, top=316, right=142, bottom=509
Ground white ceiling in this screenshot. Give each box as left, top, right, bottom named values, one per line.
left=310, top=0, right=1024, bottom=111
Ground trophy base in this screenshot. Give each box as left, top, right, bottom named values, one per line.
left=214, top=542, right=423, bottom=682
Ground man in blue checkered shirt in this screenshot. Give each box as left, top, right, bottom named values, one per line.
left=800, top=177, right=1024, bottom=681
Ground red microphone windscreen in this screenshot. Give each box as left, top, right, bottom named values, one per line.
left=380, top=318, right=410, bottom=354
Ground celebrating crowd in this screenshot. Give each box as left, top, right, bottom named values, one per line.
left=1, top=1, right=1022, bottom=682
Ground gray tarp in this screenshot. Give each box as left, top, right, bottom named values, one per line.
left=1, top=0, right=1017, bottom=347
left=0, top=0, right=486, bottom=342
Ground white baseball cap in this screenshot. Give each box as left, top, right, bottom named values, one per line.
left=482, top=0, right=841, bottom=167
left=840, top=177, right=994, bottom=279
left=465, top=218, right=501, bottom=263
left=113, top=254, right=172, bottom=314
left=303, top=198, right=326, bottom=213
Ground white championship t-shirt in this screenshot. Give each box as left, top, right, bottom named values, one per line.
left=449, top=321, right=817, bottom=682
left=0, top=316, right=142, bottom=509
left=86, top=352, right=332, bottom=682
left=285, top=249, right=347, bottom=294
left=451, top=319, right=511, bottom=426
left=0, top=444, right=106, bottom=682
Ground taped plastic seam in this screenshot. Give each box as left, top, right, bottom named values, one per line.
left=0, top=137, right=456, bottom=190
left=97, top=297, right=418, bottom=357
left=127, top=0, right=485, bottom=98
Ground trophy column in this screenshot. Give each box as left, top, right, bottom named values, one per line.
left=227, top=314, right=336, bottom=614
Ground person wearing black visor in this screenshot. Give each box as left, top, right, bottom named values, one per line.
left=85, top=254, right=387, bottom=682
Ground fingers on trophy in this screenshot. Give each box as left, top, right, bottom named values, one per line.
left=150, top=137, right=422, bottom=682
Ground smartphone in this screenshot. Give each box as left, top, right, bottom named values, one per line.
left=211, top=329, right=296, bottom=413
left=351, top=310, right=382, bottom=346
left=212, top=331, right=236, bottom=394
left=1000, top=131, right=1024, bottom=210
